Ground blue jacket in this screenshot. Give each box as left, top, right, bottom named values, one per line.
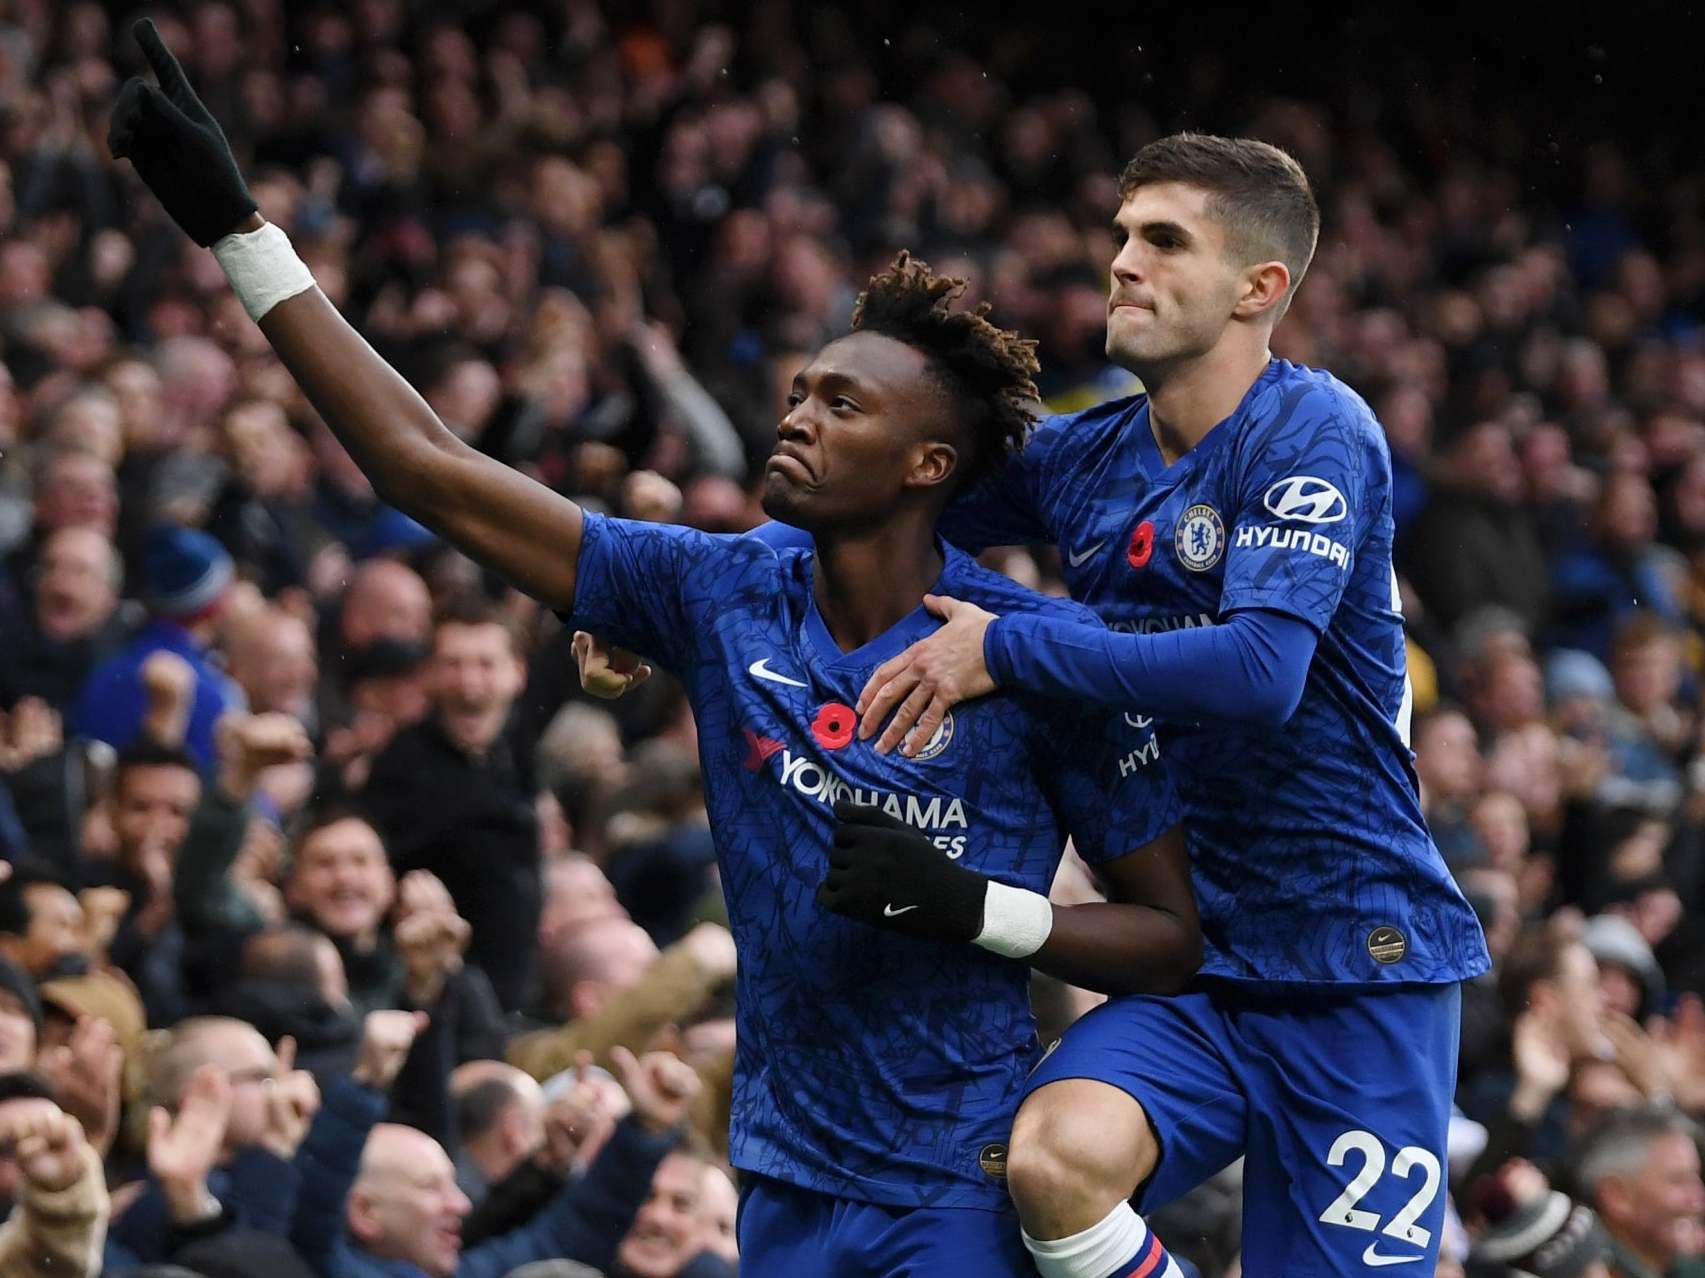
left=73, top=619, right=243, bottom=770
left=103, top=1145, right=299, bottom=1271
left=293, top=1079, right=676, bottom=1278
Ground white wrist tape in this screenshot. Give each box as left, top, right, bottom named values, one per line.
left=211, top=222, right=316, bottom=323
left=973, top=881, right=1054, bottom=959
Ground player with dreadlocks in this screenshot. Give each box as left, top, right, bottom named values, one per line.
left=108, top=24, right=1197, bottom=1272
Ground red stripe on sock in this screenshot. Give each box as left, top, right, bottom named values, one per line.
left=1125, top=1234, right=1165, bottom=1278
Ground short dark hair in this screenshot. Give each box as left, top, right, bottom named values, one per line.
left=1119, top=132, right=1320, bottom=314
left=1497, top=925, right=1573, bottom=1019
left=0, top=859, right=69, bottom=936
left=285, top=801, right=385, bottom=879
left=432, top=593, right=523, bottom=656
left=850, top=251, right=1041, bottom=491
left=115, top=739, right=199, bottom=790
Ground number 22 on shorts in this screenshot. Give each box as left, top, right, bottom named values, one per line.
left=1317, top=1129, right=1442, bottom=1267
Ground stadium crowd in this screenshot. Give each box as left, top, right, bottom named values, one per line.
left=0, top=1, right=1703, bottom=1275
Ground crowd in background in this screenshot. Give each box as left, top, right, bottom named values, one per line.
left=1, top=1, right=1705, bottom=1275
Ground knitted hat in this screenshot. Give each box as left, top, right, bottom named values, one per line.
left=143, top=524, right=234, bottom=618
left=1470, top=1191, right=1610, bottom=1278
left=1581, top=913, right=1665, bottom=1009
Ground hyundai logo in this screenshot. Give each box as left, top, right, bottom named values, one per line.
left=1263, top=475, right=1348, bottom=524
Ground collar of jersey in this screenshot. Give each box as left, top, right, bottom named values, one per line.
left=1132, top=357, right=1284, bottom=479
left=799, top=537, right=962, bottom=670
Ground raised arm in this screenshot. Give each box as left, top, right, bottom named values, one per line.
left=109, top=20, right=585, bottom=609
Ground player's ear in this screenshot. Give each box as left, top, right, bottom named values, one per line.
left=906, top=440, right=958, bottom=492
left=1232, top=259, right=1291, bottom=323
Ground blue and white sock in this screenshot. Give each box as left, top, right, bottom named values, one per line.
left=1022, top=1201, right=1185, bottom=1278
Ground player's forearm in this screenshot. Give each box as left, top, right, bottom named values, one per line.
left=239, top=223, right=467, bottom=515
left=220, top=216, right=586, bottom=606
left=985, top=608, right=1314, bottom=726
left=1031, top=902, right=1202, bottom=996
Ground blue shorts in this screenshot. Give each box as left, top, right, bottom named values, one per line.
left=737, top=1175, right=1034, bottom=1276
left=1025, top=981, right=1462, bottom=1278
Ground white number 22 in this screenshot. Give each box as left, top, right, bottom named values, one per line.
left=1317, top=1130, right=1442, bottom=1248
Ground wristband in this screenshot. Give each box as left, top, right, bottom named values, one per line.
left=211, top=222, right=316, bottom=322
left=972, top=881, right=1054, bottom=959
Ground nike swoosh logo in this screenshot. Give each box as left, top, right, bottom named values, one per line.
left=883, top=904, right=919, bottom=917
left=1067, top=540, right=1107, bottom=568
left=748, top=658, right=808, bottom=688
left=1362, top=1245, right=1423, bottom=1267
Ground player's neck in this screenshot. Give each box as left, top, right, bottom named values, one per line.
left=810, top=518, right=944, bottom=653
left=1144, top=338, right=1273, bottom=465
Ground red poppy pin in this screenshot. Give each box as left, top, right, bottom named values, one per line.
left=811, top=702, right=856, bottom=750
left=1127, top=520, right=1155, bottom=570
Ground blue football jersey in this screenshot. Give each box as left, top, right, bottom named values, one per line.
left=942, top=358, right=1490, bottom=987
left=568, top=516, right=1180, bottom=1208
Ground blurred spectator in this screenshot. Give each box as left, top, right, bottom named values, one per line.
left=1550, top=476, right=1685, bottom=662
left=72, top=525, right=241, bottom=771
left=1405, top=422, right=1549, bottom=634
left=0, top=526, right=126, bottom=714
left=1468, top=1161, right=1612, bottom=1278
left=0, top=1089, right=109, bottom=1278
left=363, top=599, right=538, bottom=1010
left=1574, top=1106, right=1705, bottom=1278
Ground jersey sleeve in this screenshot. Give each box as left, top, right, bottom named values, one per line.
left=1219, top=388, right=1379, bottom=631
left=1034, top=703, right=1181, bottom=866
left=567, top=514, right=743, bottom=676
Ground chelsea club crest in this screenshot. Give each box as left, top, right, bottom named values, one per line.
left=912, top=711, right=955, bottom=762
left=1174, top=504, right=1225, bottom=572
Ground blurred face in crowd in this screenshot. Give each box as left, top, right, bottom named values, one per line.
left=1462, top=868, right=1520, bottom=960
left=34, top=527, right=118, bottom=641
left=102, top=357, right=165, bottom=450
left=1596, top=1131, right=1705, bottom=1270
left=288, top=817, right=395, bottom=948
left=0, top=884, right=86, bottom=978
left=538, top=855, right=626, bottom=950
left=341, top=560, right=432, bottom=649
left=617, top=1152, right=707, bottom=1278
left=548, top=917, right=659, bottom=1021
left=113, top=761, right=201, bottom=864
left=699, top=1164, right=739, bottom=1264
left=349, top=1124, right=471, bottom=1278
left=223, top=399, right=302, bottom=497
left=1476, top=652, right=1546, bottom=734
left=1453, top=421, right=1526, bottom=503
left=0, top=989, right=37, bottom=1072
left=1596, top=960, right=1646, bottom=1021
left=430, top=620, right=524, bottom=754
left=1599, top=473, right=1658, bottom=551
left=170, top=1021, right=280, bottom=1151
left=761, top=331, right=964, bottom=532
left=34, top=452, right=117, bottom=537
left=227, top=609, right=318, bottom=718
left=48, top=392, right=123, bottom=469
left=1105, top=182, right=1270, bottom=375
left=1612, top=634, right=1682, bottom=716
left=1414, top=710, right=1481, bottom=807
left=1470, top=791, right=1529, bottom=873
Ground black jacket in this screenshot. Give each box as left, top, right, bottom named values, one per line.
left=362, top=714, right=540, bottom=1010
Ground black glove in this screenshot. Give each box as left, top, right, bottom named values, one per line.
left=108, top=19, right=257, bottom=246
left=817, top=800, right=988, bottom=943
